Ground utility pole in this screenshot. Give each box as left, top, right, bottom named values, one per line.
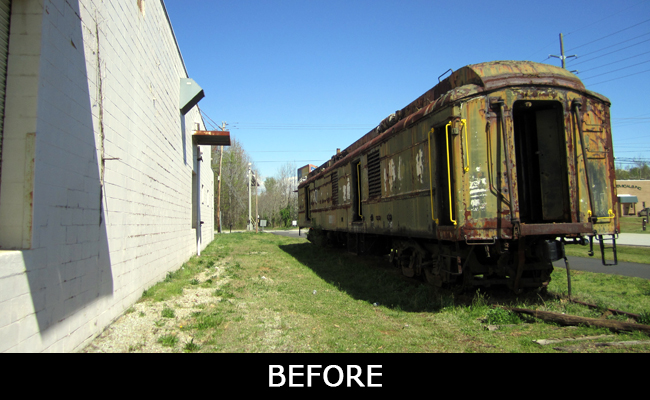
left=255, top=169, right=258, bottom=234
left=248, top=162, right=252, bottom=231
left=550, top=33, right=577, bottom=69
left=216, top=122, right=226, bottom=233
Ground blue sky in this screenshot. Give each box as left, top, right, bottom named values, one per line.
left=164, top=0, right=650, bottom=181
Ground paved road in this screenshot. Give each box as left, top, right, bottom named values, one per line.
left=553, top=256, right=650, bottom=280
left=264, top=229, right=305, bottom=239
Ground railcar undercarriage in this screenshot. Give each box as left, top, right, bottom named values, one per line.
left=307, top=228, right=565, bottom=293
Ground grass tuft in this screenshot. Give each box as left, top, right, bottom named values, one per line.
left=161, top=306, right=175, bottom=318
left=157, top=334, right=178, bottom=347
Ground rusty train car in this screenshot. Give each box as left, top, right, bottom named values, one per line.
left=298, top=60, right=618, bottom=293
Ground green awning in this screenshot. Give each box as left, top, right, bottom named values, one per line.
left=619, top=196, right=638, bottom=204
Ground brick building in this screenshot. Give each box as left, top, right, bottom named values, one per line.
left=0, top=0, right=218, bottom=352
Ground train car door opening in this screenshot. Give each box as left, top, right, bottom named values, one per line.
left=352, top=160, right=363, bottom=222
left=305, top=186, right=311, bottom=221
left=436, top=124, right=456, bottom=226
left=513, top=100, right=571, bottom=223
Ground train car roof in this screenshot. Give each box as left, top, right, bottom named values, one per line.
left=300, top=60, right=610, bottom=186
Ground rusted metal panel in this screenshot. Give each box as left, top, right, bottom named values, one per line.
left=520, top=222, right=593, bottom=236
left=192, top=130, right=231, bottom=146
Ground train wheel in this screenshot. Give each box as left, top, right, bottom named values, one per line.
left=400, top=248, right=415, bottom=278
left=389, top=248, right=398, bottom=267
left=424, top=265, right=442, bottom=287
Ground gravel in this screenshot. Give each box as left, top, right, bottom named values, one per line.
left=81, top=267, right=228, bottom=353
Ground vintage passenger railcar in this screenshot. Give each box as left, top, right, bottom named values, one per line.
left=298, top=60, right=618, bottom=293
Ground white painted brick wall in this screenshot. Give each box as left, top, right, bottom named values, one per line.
left=0, top=0, right=215, bottom=352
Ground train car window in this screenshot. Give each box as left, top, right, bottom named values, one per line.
left=513, top=100, right=571, bottom=223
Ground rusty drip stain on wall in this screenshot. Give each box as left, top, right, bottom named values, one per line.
left=95, top=20, right=105, bottom=226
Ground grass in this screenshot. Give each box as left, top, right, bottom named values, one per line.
left=157, top=334, right=179, bottom=348
left=620, top=216, right=650, bottom=234
left=564, top=243, right=650, bottom=264
left=161, top=306, right=175, bottom=318
left=128, top=232, right=650, bottom=353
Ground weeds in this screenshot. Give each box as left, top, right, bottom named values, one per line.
left=161, top=307, right=175, bottom=318
left=184, top=339, right=201, bottom=353
left=157, top=334, right=178, bottom=347
left=639, top=311, right=650, bottom=325
left=484, top=307, right=521, bottom=325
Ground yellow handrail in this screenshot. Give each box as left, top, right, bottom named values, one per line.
left=601, top=209, right=616, bottom=220
left=445, top=122, right=457, bottom=226
left=589, top=209, right=615, bottom=221
left=428, top=128, right=438, bottom=224
left=461, top=119, right=469, bottom=173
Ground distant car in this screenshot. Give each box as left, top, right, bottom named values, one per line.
left=639, top=208, right=650, bottom=217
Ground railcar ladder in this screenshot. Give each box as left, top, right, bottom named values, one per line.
left=589, top=234, right=618, bottom=266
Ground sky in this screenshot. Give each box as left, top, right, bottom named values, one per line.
left=164, top=0, right=650, bottom=182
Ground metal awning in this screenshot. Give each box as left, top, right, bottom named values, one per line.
left=618, top=195, right=638, bottom=204
left=193, top=130, right=231, bottom=146
left=180, top=78, right=205, bottom=115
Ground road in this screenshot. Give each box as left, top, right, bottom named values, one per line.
left=264, top=229, right=306, bottom=240
left=553, top=256, right=650, bottom=280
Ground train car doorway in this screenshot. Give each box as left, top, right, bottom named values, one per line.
left=513, top=100, right=571, bottom=223
left=436, top=124, right=456, bottom=226
left=352, top=160, right=363, bottom=222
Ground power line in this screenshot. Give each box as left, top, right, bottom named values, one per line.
left=588, top=67, right=650, bottom=85
left=199, top=108, right=219, bottom=130
left=250, top=150, right=337, bottom=153
left=577, top=49, right=650, bottom=73
left=567, top=17, right=650, bottom=52
left=529, top=1, right=648, bottom=61
left=581, top=59, right=650, bottom=80
left=568, top=32, right=650, bottom=65
left=254, top=160, right=328, bottom=163
left=570, top=37, right=650, bottom=66
left=565, top=0, right=649, bottom=37
left=230, top=123, right=372, bottom=131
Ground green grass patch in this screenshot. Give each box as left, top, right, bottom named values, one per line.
left=161, top=306, right=175, bottom=319
left=564, top=244, right=650, bottom=264
left=157, top=334, right=179, bottom=348
left=129, top=232, right=650, bottom=353
left=620, top=217, right=650, bottom=234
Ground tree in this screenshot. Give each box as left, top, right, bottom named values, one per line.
left=258, top=162, right=298, bottom=228
left=212, top=138, right=256, bottom=229
left=616, top=160, right=650, bottom=180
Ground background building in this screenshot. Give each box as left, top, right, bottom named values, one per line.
left=0, top=0, right=216, bottom=352
left=616, top=180, right=650, bottom=216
